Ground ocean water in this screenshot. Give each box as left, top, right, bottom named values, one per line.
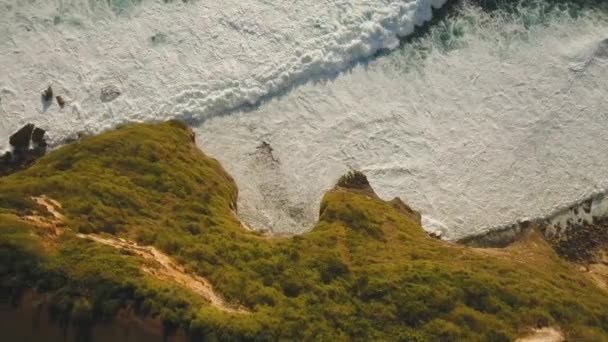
left=1, top=0, right=607, bottom=239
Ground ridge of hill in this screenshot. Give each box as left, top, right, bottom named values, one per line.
left=1, top=121, right=607, bottom=341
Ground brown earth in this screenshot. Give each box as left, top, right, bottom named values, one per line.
left=19, top=196, right=248, bottom=314
left=75, top=233, right=248, bottom=314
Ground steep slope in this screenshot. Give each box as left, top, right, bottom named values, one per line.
left=1, top=121, right=608, bottom=341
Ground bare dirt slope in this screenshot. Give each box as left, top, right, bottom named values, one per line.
left=21, top=196, right=247, bottom=314
left=76, top=233, right=248, bottom=314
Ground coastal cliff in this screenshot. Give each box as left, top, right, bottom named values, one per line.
left=1, top=121, right=608, bottom=341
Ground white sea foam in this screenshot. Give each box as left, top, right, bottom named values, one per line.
left=196, top=5, right=608, bottom=239
left=2, top=1, right=608, bottom=240
left=0, top=0, right=446, bottom=144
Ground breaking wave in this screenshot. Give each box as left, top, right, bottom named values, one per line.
left=0, top=0, right=447, bottom=147
left=2, top=0, right=608, bottom=239
left=196, top=2, right=608, bottom=238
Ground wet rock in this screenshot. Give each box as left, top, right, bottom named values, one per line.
left=100, top=85, right=121, bottom=102
left=32, top=127, right=47, bottom=148
left=258, top=141, right=272, bottom=152
left=549, top=218, right=608, bottom=263
left=9, top=123, right=34, bottom=150
left=428, top=232, right=442, bottom=240
left=56, top=95, right=66, bottom=108
left=1, top=151, right=12, bottom=164
left=41, top=86, right=53, bottom=102
left=256, top=141, right=279, bottom=163
left=1, top=124, right=48, bottom=177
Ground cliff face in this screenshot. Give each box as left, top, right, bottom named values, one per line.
left=1, top=121, right=608, bottom=341
left=0, top=291, right=187, bottom=342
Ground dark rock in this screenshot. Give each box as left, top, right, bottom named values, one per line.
left=41, top=86, right=53, bottom=102
left=9, top=123, right=34, bottom=150
left=258, top=141, right=272, bottom=152
left=1, top=124, right=48, bottom=177
left=548, top=217, right=608, bottom=263
left=428, top=232, right=442, bottom=240
left=256, top=141, right=279, bottom=163
left=32, top=127, right=47, bottom=148
left=1, top=151, right=12, bottom=164
left=519, top=219, right=533, bottom=229
left=56, top=95, right=66, bottom=108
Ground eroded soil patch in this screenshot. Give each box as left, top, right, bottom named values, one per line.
left=76, top=233, right=248, bottom=314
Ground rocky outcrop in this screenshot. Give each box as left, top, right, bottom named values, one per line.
left=32, top=127, right=47, bottom=148
left=9, top=123, right=35, bottom=151
left=459, top=192, right=608, bottom=263
left=1, top=124, right=48, bottom=177
left=548, top=217, right=608, bottom=263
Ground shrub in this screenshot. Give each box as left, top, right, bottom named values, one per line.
left=336, top=170, right=370, bottom=189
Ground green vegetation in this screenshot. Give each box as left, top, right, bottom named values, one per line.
left=336, top=170, right=370, bottom=190
left=1, top=121, right=607, bottom=341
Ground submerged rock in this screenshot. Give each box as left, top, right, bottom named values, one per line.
left=100, top=85, right=121, bottom=102
left=595, top=38, right=608, bottom=60
left=256, top=141, right=279, bottom=163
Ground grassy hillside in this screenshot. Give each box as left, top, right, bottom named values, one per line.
left=1, top=121, right=607, bottom=341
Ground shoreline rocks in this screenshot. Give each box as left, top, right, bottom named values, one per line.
left=459, top=193, right=608, bottom=264
left=1, top=124, right=48, bottom=177
left=8, top=124, right=35, bottom=151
